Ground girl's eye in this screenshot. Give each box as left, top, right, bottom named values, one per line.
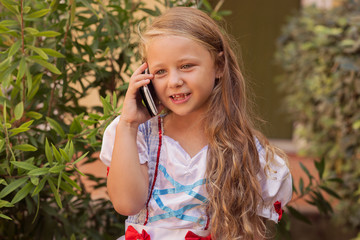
left=181, top=64, right=193, bottom=69
left=155, top=69, right=165, bottom=75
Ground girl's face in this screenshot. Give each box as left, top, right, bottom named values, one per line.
left=146, top=35, right=218, bottom=118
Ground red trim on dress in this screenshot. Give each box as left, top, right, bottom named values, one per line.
left=125, top=225, right=150, bottom=240
left=185, top=231, right=212, bottom=240
left=143, top=116, right=163, bottom=225
left=274, top=201, right=284, bottom=221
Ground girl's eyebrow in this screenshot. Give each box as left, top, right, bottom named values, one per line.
left=151, top=56, right=201, bottom=68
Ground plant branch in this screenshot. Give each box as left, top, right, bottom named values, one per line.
left=47, top=79, right=57, bottom=117
left=20, top=0, right=26, bottom=102
left=63, top=0, right=72, bottom=47
left=20, top=0, right=25, bottom=54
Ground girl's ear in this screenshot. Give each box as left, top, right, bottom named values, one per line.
left=215, top=51, right=225, bottom=78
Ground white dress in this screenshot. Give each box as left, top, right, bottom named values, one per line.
left=100, top=116, right=292, bottom=240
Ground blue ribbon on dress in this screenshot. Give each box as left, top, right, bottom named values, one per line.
left=148, top=164, right=208, bottom=225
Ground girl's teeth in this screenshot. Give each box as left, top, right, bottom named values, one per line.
left=172, top=94, right=188, bottom=100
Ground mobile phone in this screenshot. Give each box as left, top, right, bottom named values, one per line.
left=139, top=69, right=158, bottom=117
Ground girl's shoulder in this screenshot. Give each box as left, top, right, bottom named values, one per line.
left=99, top=116, right=160, bottom=166
left=256, top=139, right=292, bottom=222
left=138, top=116, right=160, bottom=139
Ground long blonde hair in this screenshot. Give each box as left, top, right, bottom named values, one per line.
left=140, top=7, right=287, bottom=240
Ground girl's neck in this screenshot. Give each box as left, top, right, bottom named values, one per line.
left=164, top=112, right=205, bottom=133
left=163, top=112, right=208, bottom=158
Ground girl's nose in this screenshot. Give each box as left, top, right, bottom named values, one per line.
left=168, top=71, right=184, bottom=88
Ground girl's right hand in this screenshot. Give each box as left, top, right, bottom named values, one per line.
left=120, top=63, right=154, bottom=127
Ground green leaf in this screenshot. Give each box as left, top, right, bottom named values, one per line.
left=8, top=40, right=21, bottom=57
left=287, top=206, right=311, bottom=224
left=88, top=113, right=101, bottom=120
left=0, top=213, right=12, bottom=220
left=299, top=162, right=313, bottom=181
left=0, top=200, right=13, bottom=208
left=45, top=138, right=53, bottom=165
left=0, top=57, right=11, bottom=71
left=86, top=128, right=98, bottom=139
left=82, top=119, right=97, bottom=126
left=14, top=101, right=24, bottom=120
left=68, top=141, right=74, bottom=159
left=0, top=178, right=28, bottom=198
left=70, top=118, right=82, bottom=133
left=49, top=165, right=65, bottom=173
left=3, top=101, right=6, bottom=124
left=0, top=20, right=18, bottom=27
left=62, top=173, right=81, bottom=190
left=112, top=91, right=117, bottom=109
left=26, top=67, right=32, bottom=93
left=28, top=168, right=49, bottom=176
left=50, top=0, right=59, bottom=12
left=70, top=0, right=76, bottom=25
left=100, top=96, right=112, bottom=115
left=11, top=161, right=37, bottom=171
left=73, top=167, right=85, bottom=176
left=52, top=144, right=62, bottom=163
left=59, top=180, right=76, bottom=195
left=72, top=151, right=88, bottom=165
left=48, top=178, right=62, bottom=208
left=11, top=182, right=33, bottom=204
left=78, top=0, right=98, bottom=18
left=9, top=126, right=30, bottom=137
left=0, top=139, right=5, bottom=152
left=19, top=120, right=34, bottom=129
left=57, top=171, right=62, bottom=191
left=314, top=157, right=325, bottom=179
left=299, top=177, right=304, bottom=195
left=24, top=6, right=31, bottom=13
left=16, top=57, right=26, bottom=83
left=327, top=177, right=343, bottom=184
left=59, top=148, right=70, bottom=162
left=24, top=27, right=39, bottom=35
left=352, top=120, right=360, bottom=130
left=32, top=177, right=47, bottom=196
left=30, top=177, right=39, bottom=186
left=320, top=186, right=341, bottom=199
left=0, top=0, right=18, bottom=14
left=26, top=45, right=48, bottom=60
left=1, top=73, right=12, bottom=88
left=33, top=31, right=61, bottom=37
left=26, top=9, right=50, bottom=18
left=26, top=111, right=42, bottom=120
left=46, top=117, right=65, bottom=137
left=42, top=48, right=65, bottom=58
left=139, top=8, right=159, bottom=16
left=12, top=144, right=37, bottom=152
left=70, top=234, right=76, bottom=240
left=31, top=58, right=61, bottom=75
left=0, top=179, right=7, bottom=186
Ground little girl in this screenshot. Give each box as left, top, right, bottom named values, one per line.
left=100, top=7, right=292, bottom=240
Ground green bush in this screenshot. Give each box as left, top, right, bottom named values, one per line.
left=0, top=0, right=229, bottom=239
left=275, top=0, right=360, bottom=230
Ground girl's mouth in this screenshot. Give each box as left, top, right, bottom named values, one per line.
left=170, top=93, right=191, bottom=103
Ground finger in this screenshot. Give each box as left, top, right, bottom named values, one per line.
left=133, top=62, right=149, bottom=76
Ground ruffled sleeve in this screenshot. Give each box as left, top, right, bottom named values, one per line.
left=99, top=116, right=149, bottom=167
left=256, top=147, right=293, bottom=223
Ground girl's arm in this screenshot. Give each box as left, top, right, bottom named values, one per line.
left=107, top=120, right=149, bottom=216
left=107, top=63, right=154, bottom=216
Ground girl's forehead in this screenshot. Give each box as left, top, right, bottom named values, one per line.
left=144, top=34, right=210, bottom=56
